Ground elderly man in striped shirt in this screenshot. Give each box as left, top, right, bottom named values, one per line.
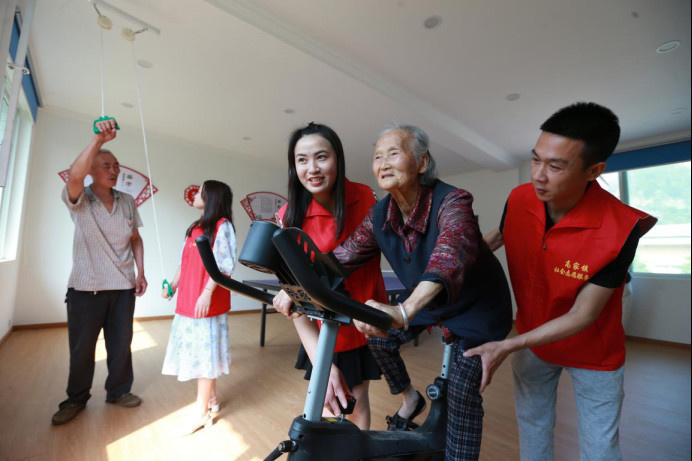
left=52, top=118, right=147, bottom=426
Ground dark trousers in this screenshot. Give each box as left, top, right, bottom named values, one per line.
left=61, top=288, right=136, bottom=407
left=368, top=328, right=484, bottom=460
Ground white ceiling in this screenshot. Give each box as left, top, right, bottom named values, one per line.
left=23, top=0, right=692, bottom=184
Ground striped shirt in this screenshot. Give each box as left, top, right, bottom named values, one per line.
left=62, top=185, right=143, bottom=291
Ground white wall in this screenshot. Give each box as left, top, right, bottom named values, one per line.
left=0, top=261, right=20, bottom=337
left=13, top=107, right=287, bottom=325
left=628, top=276, right=691, bottom=344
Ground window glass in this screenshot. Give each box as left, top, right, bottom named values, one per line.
left=598, top=171, right=620, bottom=199
left=0, top=60, right=12, bottom=217
left=0, top=59, right=11, bottom=135
left=0, top=63, right=33, bottom=260
left=627, top=161, right=691, bottom=274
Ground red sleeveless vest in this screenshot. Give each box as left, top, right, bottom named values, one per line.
left=278, top=180, right=387, bottom=353
left=504, top=182, right=656, bottom=370
left=175, top=219, right=232, bottom=318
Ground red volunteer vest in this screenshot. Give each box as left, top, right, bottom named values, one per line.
left=278, top=179, right=387, bottom=353
left=175, top=219, right=231, bottom=318
left=504, top=182, right=656, bottom=370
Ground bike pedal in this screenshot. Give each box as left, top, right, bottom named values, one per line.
left=338, top=395, right=357, bottom=415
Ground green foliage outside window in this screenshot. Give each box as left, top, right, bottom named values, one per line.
left=600, top=161, right=691, bottom=275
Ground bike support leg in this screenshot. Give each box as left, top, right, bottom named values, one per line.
left=302, top=319, right=339, bottom=422
left=440, top=342, right=453, bottom=379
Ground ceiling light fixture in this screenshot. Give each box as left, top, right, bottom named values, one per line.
left=424, top=15, right=442, bottom=29
left=506, top=93, right=520, bottom=102
left=656, top=40, right=681, bottom=54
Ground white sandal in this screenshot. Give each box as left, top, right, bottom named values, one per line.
left=177, top=411, right=213, bottom=437
left=208, top=396, right=220, bottom=413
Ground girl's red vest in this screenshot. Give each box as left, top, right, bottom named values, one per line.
left=278, top=180, right=387, bottom=353
left=503, top=182, right=656, bottom=370
left=175, top=219, right=231, bottom=318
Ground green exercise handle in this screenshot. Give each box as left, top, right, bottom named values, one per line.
left=93, top=116, right=120, bottom=133
left=162, top=279, right=174, bottom=297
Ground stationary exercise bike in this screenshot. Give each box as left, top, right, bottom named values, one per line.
left=197, top=221, right=452, bottom=460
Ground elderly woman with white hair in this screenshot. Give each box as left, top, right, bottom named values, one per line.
left=332, top=124, right=513, bottom=460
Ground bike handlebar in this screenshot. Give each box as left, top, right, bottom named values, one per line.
left=195, top=223, right=391, bottom=331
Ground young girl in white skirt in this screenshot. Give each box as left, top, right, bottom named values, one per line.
left=161, top=180, right=237, bottom=435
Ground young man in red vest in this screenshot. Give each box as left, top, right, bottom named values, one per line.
left=464, top=102, right=656, bottom=460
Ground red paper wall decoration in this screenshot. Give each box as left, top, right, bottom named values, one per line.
left=58, top=165, right=158, bottom=207
left=184, top=185, right=200, bottom=207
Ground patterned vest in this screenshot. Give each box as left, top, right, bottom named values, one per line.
left=372, top=181, right=512, bottom=349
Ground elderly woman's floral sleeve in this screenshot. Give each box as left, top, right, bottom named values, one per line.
left=333, top=209, right=380, bottom=272
left=421, top=189, right=479, bottom=302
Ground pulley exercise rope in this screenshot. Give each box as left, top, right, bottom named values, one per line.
left=92, top=4, right=171, bottom=295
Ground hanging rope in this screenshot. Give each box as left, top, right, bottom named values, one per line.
left=91, top=5, right=167, bottom=292
left=99, top=28, right=105, bottom=117
left=93, top=5, right=117, bottom=132
left=129, top=38, right=167, bottom=285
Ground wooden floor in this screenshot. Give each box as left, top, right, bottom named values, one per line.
left=0, top=313, right=689, bottom=461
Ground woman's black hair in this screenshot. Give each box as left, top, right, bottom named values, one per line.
left=283, top=122, right=346, bottom=239
left=185, top=180, right=234, bottom=240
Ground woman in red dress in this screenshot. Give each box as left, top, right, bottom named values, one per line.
left=273, top=122, right=387, bottom=430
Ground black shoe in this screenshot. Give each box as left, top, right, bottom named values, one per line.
left=107, top=392, right=142, bottom=408
left=386, top=391, right=427, bottom=431
left=51, top=403, right=86, bottom=426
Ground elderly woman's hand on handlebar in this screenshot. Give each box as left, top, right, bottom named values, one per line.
left=353, top=300, right=404, bottom=338
left=272, top=289, right=303, bottom=318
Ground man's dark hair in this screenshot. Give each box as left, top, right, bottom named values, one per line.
left=540, top=102, right=621, bottom=167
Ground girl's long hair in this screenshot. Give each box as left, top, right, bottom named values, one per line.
left=185, top=180, right=234, bottom=240
left=283, top=122, right=346, bottom=239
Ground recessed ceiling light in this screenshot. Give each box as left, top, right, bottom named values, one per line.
left=137, top=59, right=153, bottom=68
left=284, top=108, right=295, bottom=114
left=424, top=15, right=442, bottom=29
left=671, top=108, right=687, bottom=115
left=656, top=41, right=681, bottom=54
left=242, top=136, right=252, bottom=141
left=122, top=102, right=134, bottom=108
left=506, top=93, right=520, bottom=102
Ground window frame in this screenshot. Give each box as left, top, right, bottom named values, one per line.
left=0, top=8, right=37, bottom=261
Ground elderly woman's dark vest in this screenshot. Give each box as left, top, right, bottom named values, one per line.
left=372, top=180, right=512, bottom=348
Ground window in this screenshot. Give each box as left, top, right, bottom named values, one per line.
left=0, top=57, right=33, bottom=261
left=0, top=60, right=14, bottom=249
left=0, top=59, right=13, bottom=206
left=599, top=161, right=691, bottom=275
